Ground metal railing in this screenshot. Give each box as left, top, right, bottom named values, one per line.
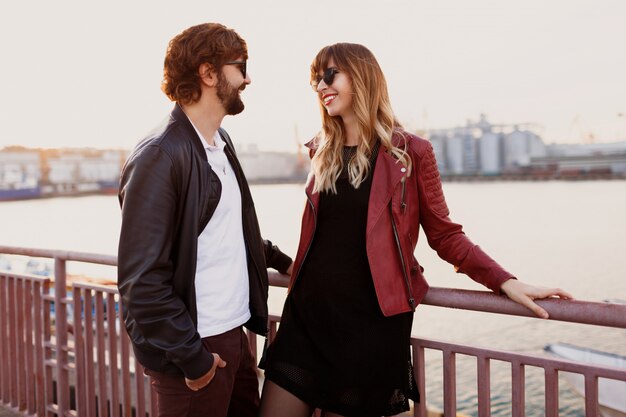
left=1, top=245, right=625, bottom=417
left=0, top=246, right=156, bottom=417
left=409, top=288, right=626, bottom=417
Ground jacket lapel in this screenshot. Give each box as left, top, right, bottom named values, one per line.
left=366, top=147, right=406, bottom=238
left=304, top=172, right=320, bottom=211
left=303, top=139, right=320, bottom=211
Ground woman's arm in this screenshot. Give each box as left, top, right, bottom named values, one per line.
left=415, top=140, right=573, bottom=317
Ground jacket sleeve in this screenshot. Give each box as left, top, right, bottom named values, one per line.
left=416, top=142, right=514, bottom=293
left=117, top=145, right=213, bottom=379
left=263, top=239, right=293, bottom=274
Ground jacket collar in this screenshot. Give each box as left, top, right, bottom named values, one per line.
left=171, top=104, right=209, bottom=162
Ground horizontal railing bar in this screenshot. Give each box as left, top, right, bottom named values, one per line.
left=69, top=271, right=626, bottom=332
left=0, top=245, right=116, bottom=266
left=421, top=287, right=626, bottom=328
left=412, top=337, right=626, bottom=380
left=0, top=271, right=50, bottom=283
left=269, top=272, right=626, bottom=328
left=73, top=282, right=117, bottom=292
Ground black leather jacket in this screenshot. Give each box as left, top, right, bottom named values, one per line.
left=118, top=104, right=291, bottom=379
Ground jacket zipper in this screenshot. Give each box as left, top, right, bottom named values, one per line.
left=400, top=177, right=407, bottom=213
left=291, top=194, right=317, bottom=287
left=389, top=202, right=416, bottom=309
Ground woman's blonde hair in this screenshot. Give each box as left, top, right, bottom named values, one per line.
left=310, top=43, right=411, bottom=194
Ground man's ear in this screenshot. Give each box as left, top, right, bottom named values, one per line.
left=199, top=63, right=218, bottom=87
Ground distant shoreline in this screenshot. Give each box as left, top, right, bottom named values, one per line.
left=440, top=173, right=626, bottom=182
left=2, top=173, right=625, bottom=203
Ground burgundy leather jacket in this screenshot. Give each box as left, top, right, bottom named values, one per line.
left=289, top=131, right=514, bottom=317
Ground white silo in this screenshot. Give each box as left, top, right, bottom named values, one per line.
left=480, top=132, right=502, bottom=175
left=504, top=128, right=530, bottom=169
left=462, top=133, right=479, bottom=174
left=446, top=135, right=464, bottom=175
left=529, top=133, right=547, bottom=158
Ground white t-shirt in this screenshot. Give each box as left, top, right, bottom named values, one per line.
left=190, top=124, right=250, bottom=337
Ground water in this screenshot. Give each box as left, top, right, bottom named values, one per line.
left=1, top=181, right=625, bottom=416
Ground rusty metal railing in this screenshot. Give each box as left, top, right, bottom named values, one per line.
left=0, top=245, right=156, bottom=417
left=1, top=245, right=625, bottom=417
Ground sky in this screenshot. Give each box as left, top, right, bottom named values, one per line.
left=1, top=0, right=625, bottom=152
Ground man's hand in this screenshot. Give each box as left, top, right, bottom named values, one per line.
left=184, top=353, right=227, bottom=391
left=286, top=262, right=294, bottom=276
left=500, top=279, right=573, bottom=319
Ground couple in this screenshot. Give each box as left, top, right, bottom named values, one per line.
left=117, top=23, right=571, bottom=417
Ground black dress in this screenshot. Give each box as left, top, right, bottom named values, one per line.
left=265, top=143, right=418, bottom=417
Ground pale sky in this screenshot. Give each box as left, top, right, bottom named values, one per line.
left=1, top=0, right=625, bottom=152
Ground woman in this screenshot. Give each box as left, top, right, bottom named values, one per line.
left=260, top=43, right=571, bottom=417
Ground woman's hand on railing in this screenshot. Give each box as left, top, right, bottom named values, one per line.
left=500, top=279, right=574, bottom=319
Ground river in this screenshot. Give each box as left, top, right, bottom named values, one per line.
left=1, top=180, right=625, bottom=416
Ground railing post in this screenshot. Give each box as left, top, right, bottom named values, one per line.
left=106, top=293, right=121, bottom=417
left=511, top=361, right=525, bottom=417
left=584, top=375, right=599, bottom=417
left=73, top=287, right=86, bottom=417
left=0, top=274, right=8, bottom=403
left=443, top=350, right=457, bottom=417
left=544, top=367, right=559, bottom=417
left=34, top=280, right=46, bottom=417
left=477, top=356, right=491, bottom=417
left=43, top=280, right=53, bottom=417
left=24, top=280, right=36, bottom=414
left=8, top=277, right=17, bottom=408
left=83, top=291, right=96, bottom=417
left=413, top=343, right=427, bottom=417
left=16, top=278, right=26, bottom=411
left=53, top=257, right=70, bottom=415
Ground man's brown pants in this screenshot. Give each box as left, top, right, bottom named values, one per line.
left=145, top=327, right=260, bottom=417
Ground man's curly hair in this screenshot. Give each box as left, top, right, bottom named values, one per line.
left=161, top=23, right=247, bottom=105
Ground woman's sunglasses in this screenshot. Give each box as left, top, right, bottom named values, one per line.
left=310, top=68, right=339, bottom=91
left=225, top=60, right=247, bottom=79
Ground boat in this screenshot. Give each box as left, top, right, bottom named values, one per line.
left=0, top=185, right=41, bottom=201
left=0, top=168, right=42, bottom=201
left=544, top=343, right=626, bottom=417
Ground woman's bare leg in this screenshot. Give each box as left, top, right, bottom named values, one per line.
left=259, top=379, right=315, bottom=417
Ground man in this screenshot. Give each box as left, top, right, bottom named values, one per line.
left=117, top=23, right=292, bottom=417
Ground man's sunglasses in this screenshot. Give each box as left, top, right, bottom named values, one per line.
left=310, top=68, right=339, bottom=91
left=225, top=60, right=247, bottom=79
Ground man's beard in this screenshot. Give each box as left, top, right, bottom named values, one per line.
left=216, top=73, right=245, bottom=115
